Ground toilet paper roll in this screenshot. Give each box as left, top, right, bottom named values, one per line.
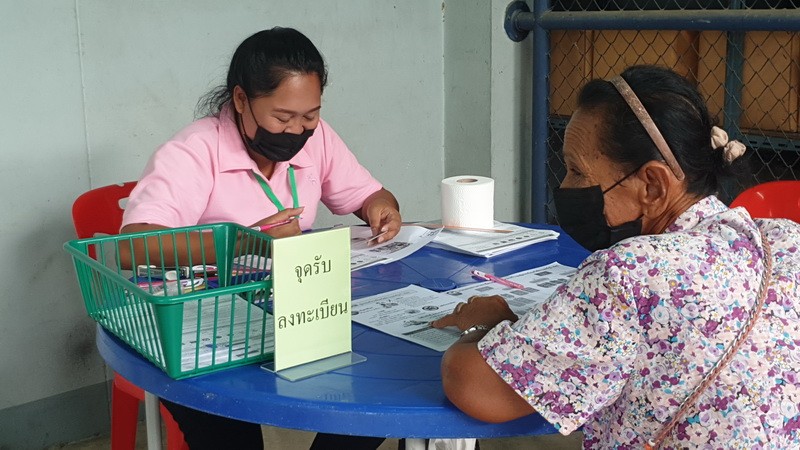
left=441, top=176, right=495, bottom=228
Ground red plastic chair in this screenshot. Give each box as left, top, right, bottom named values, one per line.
left=71, top=182, right=188, bottom=450
left=730, top=180, right=800, bottom=222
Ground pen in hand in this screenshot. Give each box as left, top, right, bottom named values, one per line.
left=252, top=219, right=294, bottom=232
left=366, top=230, right=390, bottom=245
left=471, top=269, right=525, bottom=290
left=352, top=229, right=391, bottom=245
left=251, top=207, right=304, bottom=233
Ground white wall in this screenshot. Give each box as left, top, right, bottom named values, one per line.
left=0, top=1, right=103, bottom=410
left=442, top=0, right=533, bottom=222
left=80, top=0, right=445, bottom=227
left=490, top=1, right=534, bottom=221
left=0, top=0, right=531, bottom=446
left=1, top=0, right=444, bottom=410
left=443, top=0, right=492, bottom=178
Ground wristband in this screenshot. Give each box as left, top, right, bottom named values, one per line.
left=460, top=324, right=490, bottom=337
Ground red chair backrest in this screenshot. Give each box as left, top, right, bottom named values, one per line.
left=72, top=181, right=137, bottom=238
left=71, top=182, right=137, bottom=257
left=72, top=183, right=190, bottom=450
left=730, top=180, right=800, bottom=223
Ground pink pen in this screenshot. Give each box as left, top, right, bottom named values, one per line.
left=471, top=269, right=525, bottom=290
left=252, top=219, right=293, bottom=232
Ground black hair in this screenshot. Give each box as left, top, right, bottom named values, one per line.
left=576, top=65, right=749, bottom=197
left=196, top=27, right=328, bottom=117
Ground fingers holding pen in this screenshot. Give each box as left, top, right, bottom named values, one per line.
left=361, top=188, right=401, bottom=244
left=251, top=207, right=304, bottom=238
left=270, top=207, right=304, bottom=223
left=369, top=207, right=401, bottom=244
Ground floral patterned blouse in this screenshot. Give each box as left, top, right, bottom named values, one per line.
left=479, top=196, right=800, bottom=449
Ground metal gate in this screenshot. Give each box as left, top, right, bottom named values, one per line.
left=504, top=0, right=800, bottom=223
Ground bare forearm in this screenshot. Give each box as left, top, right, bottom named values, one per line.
left=441, top=333, right=535, bottom=423
left=118, top=223, right=218, bottom=269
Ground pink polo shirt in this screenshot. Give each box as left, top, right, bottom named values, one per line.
left=122, top=104, right=382, bottom=230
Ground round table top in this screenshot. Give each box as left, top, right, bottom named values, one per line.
left=97, top=224, right=589, bottom=439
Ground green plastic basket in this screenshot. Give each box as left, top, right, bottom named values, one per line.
left=64, top=222, right=275, bottom=379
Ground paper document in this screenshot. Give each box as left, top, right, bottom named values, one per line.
left=352, top=284, right=462, bottom=351
left=179, top=296, right=274, bottom=371
left=350, top=225, right=440, bottom=271
left=105, top=295, right=274, bottom=371
left=429, top=222, right=559, bottom=258
left=443, top=262, right=577, bottom=317
left=351, top=262, right=576, bottom=351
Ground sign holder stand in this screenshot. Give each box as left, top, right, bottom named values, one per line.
left=261, top=351, right=366, bottom=382
left=266, top=227, right=361, bottom=382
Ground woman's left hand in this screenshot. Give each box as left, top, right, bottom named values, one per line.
left=436, top=295, right=534, bottom=424
left=431, top=295, right=518, bottom=332
left=361, top=188, right=401, bottom=244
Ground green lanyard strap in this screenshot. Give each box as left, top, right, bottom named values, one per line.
left=254, top=166, right=299, bottom=211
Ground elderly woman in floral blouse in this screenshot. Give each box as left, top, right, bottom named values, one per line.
left=433, top=65, right=800, bottom=449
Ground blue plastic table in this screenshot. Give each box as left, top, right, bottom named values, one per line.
left=96, top=224, right=589, bottom=449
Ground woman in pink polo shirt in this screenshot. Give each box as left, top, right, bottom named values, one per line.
left=121, top=27, right=400, bottom=450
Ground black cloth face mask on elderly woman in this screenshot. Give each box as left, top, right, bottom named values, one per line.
left=553, top=169, right=643, bottom=252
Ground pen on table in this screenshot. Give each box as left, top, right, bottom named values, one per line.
left=470, top=269, right=525, bottom=290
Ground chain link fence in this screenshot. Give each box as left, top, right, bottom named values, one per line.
left=544, top=1, right=800, bottom=223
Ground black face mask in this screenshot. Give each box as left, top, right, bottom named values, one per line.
left=242, top=100, right=315, bottom=162
left=552, top=170, right=643, bottom=252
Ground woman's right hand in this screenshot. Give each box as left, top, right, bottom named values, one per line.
left=251, top=207, right=304, bottom=238
left=431, top=295, right=518, bottom=332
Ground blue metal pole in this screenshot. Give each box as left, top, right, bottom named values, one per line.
left=521, top=9, right=800, bottom=32
left=719, top=0, right=747, bottom=201
left=723, top=0, right=745, bottom=140
left=505, top=3, right=800, bottom=216
left=531, top=0, right=550, bottom=224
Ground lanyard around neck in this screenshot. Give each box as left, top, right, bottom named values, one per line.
left=254, top=166, right=299, bottom=211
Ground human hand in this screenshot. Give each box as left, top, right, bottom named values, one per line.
left=251, top=207, right=304, bottom=238
left=431, top=295, right=518, bottom=331
left=364, top=197, right=401, bottom=244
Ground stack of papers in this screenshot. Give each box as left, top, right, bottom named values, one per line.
left=178, top=296, right=274, bottom=371
left=216, top=225, right=440, bottom=275
left=351, top=262, right=577, bottom=351
left=350, top=225, right=440, bottom=271
left=105, top=295, right=274, bottom=372
left=428, top=222, right=559, bottom=258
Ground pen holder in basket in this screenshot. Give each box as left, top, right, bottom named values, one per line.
left=64, top=222, right=275, bottom=379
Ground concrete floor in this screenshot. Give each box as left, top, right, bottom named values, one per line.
left=51, top=422, right=583, bottom=449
